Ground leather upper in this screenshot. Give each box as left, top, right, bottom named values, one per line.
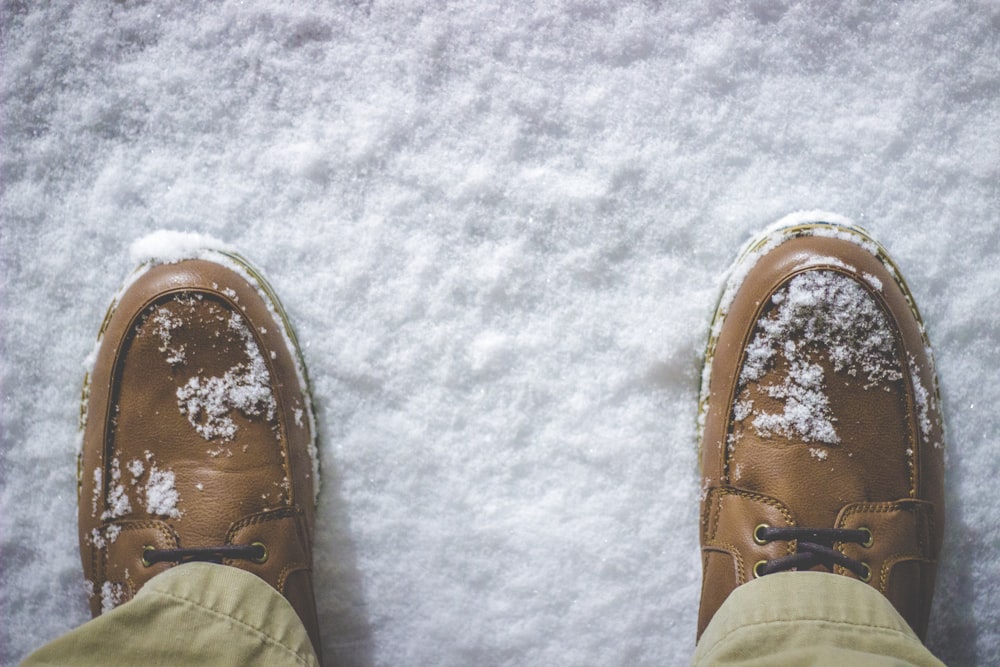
left=697, top=224, right=945, bottom=640
left=78, top=256, right=321, bottom=656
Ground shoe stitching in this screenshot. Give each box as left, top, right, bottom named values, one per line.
left=707, top=487, right=795, bottom=543
left=835, top=503, right=936, bottom=590
left=879, top=555, right=937, bottom=594
left=839, top=502, right=934, bottom=555
left=209, top=262, right=301, bottom=508
left=704, top=489, right=797, bottom=582
left=233, top=292, right=296, bottom=506
left=94, top=520, right=178, bottom=612
left=277, top=562, right=309, bottom=593
left=711, top=542, right=746, bottom=584
left=854, top=270, right=920, bottom=500
left=228, top=506, right=302, bottom=534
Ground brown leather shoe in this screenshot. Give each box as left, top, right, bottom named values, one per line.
left=77, top=243, right=321, bottom=656
left=697, top=215, right=945, bottom=640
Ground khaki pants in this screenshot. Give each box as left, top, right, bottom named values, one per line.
left=24, top=566, right=943, bottom=666
left=22, top=563, right=318, bottom=667
left=693, top=572, right=946, bottom=666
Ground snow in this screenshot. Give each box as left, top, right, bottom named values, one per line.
left=99, top=581, right=125, bottom=616
left=144, top=466, right=182, bottom=520
left=101, top=457, right=132, bottom=521
left=129, top=230, right=235, bottom=265
left=750, top=359, right=842, bottom=445
left=175, top=311, right=278, bottom=442
left=863, top=272, right=884, bottom=292
left=150, top=306, right=187, bottom=366
left=809, top=447, right=830, bottom=462
left=910, top=353, right=943, bottom=449
left=2, top=2, right=999, bottom=665
left=127, top=459, right=144, bottom=481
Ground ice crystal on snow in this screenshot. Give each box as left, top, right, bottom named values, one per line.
left=176, top=312, right=276, bottom=441
left=736, top=270, right=902, bottom=445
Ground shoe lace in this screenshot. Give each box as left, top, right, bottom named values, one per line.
left=142, top=543, right=267, bottom=566
left=753, top=525, right=872, bottom=579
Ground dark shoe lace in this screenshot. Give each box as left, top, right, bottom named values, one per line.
left=753, top=525, right=872, bottom=580
left=142, top=543, right=267, bottom=566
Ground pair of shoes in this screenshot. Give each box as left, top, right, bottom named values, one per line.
left=697, top=214, right=945, bottom=640
left=76, top=219, right=945, bottom=655
left=77, top=237, right=322, bottom=657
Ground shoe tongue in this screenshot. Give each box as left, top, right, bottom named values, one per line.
left=110, top=293, right=288, bottom=546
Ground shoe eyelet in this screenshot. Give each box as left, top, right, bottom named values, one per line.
left=753, top=524, right=770, bottom=545
left=250, top=542, right=268, bottom=564
left=860, top=562, right=872, bottom=583
left=141, top=545, right=154, bottom=567
left=753, top=560, right=768, bottom=578
left=859, top=527, right=874, bottom=548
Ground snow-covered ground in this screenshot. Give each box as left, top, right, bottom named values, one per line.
left=2, top=1, right=998, bottom=664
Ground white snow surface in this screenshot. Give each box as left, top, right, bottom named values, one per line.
left=1, top=2, right=998, bottom=665
left=129, top=229, right=236, bottom=265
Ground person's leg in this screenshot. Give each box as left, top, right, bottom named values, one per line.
left=22, top=562, right=318, bottom=667
left=696, top=215, right=946, bottom=664
left=692, top=571, right=944, bottom=666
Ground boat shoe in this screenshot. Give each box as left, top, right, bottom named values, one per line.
left=697, top=214, right=945, bottom=640
left=77, top=246, right=321, bottom=655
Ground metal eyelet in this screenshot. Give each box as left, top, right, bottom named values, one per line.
left=860, top=562, right=872, bottom=583
left=753, top=524, right=770, bottom=545
left=250, top=542, right=268, bottom=564
left=859, top=527, right=874, bottom=548
left=753, top=560, right=767, bottom=578
left=141, top=545, right=155, bottom=567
